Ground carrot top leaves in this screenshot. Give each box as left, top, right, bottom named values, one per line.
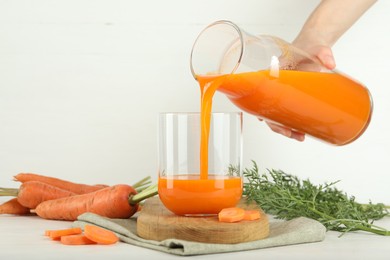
left=243, top=160, right=390, bottom=236
left=0, top=187, right=19, bottom=197
left=129, top=184, right=158, bottom=205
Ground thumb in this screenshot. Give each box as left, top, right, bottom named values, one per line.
left=316, top=47, right=336, bottom=70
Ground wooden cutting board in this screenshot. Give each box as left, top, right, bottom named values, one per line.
left=136, top=197, right=269, bottom=244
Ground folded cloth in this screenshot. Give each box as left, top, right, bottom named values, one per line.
left=73, top=212, right=326, bottom=256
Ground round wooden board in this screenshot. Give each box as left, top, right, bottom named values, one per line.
left=136, top=197, right=269, bottom=244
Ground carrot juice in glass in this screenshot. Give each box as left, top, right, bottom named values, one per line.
left=158, top=112, right=242, bottom=215
left=190, top=20, right=373, bottom=145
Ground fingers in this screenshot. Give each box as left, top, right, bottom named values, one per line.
left=290, top=131, right=305, bottom=142
left=315, top=46, right=336, bottom=70
left=265, top=121, right=305, bottom=142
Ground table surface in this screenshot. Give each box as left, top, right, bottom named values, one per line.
left=1, top=200, right=389, bottom=260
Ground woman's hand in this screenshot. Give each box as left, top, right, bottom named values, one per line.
left=292, top=32, right=337, bottom=71
left=263, top=0, right=376, bottom=141
left=259, top=117, right=305, bottom=142
left=262, top=39, right=336, bottom=142
left=264, top=120, right=305, bottom=142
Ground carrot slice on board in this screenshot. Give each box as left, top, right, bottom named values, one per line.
left=46, top=227, right=82, bottom=240
left=84, top=224, right=119, bottom=245
left=218, top=207, right=245, bottom=223
left=61, top=234, right=97, bottom=245
left=243, top=210, right=261, bottom=221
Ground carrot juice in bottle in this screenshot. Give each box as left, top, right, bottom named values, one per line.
left=190, top=20, right=372, bottom=145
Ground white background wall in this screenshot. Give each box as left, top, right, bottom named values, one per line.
left=1, top=0, right=389, bottom=204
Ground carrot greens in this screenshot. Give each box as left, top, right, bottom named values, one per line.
left=243, top=161, right=390, bottom=236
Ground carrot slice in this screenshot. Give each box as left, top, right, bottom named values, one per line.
left=243, top=210, right=261, bottom=221
left=84, top=225, right=119, bottom=245
left=46, top=227, right=82, bottom=240
left=61, top=234, right=97, bottom=245
left=218, top=207, right=245, bottom=223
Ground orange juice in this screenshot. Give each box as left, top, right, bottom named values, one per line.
left=199, top=70, right=372, bottom=145
left=158, top=174, right=242, bottom=215
left=198, top=76, right=227, bottom=179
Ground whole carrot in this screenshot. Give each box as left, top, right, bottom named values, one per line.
left=35, top=184, right=158, bottom=221
left=0, top=198, right=31, bottom=215
left=14, top=173, right=108, bottom=194
left=0, top=181, right=77, bottom=209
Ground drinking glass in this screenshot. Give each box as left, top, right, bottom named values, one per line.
left=158, top=112, right=243, bottom=215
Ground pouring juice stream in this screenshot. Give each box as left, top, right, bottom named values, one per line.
left=199, top=75, right=226, bottom=179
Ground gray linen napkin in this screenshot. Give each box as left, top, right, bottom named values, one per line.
left=73, top=212, right=326, bottom=256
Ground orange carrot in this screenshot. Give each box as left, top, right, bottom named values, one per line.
left=0, top=198, right=31, bottom=215
left=45, top=227, right=83, bottom=240
left=1, top=181, right=77, bottom=209
left=61, top=234, right=96, bottom=245
left=218, top=207, right=245, bottom=223
left=14, top=173, right=108, bottom=194
left=84, top=225, right=119, bottom=245
left=35, top=184, right=143, bottom=221
left=243, top=210, right=261, bottom=221
left=93, top=184, right=109, bottom=189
